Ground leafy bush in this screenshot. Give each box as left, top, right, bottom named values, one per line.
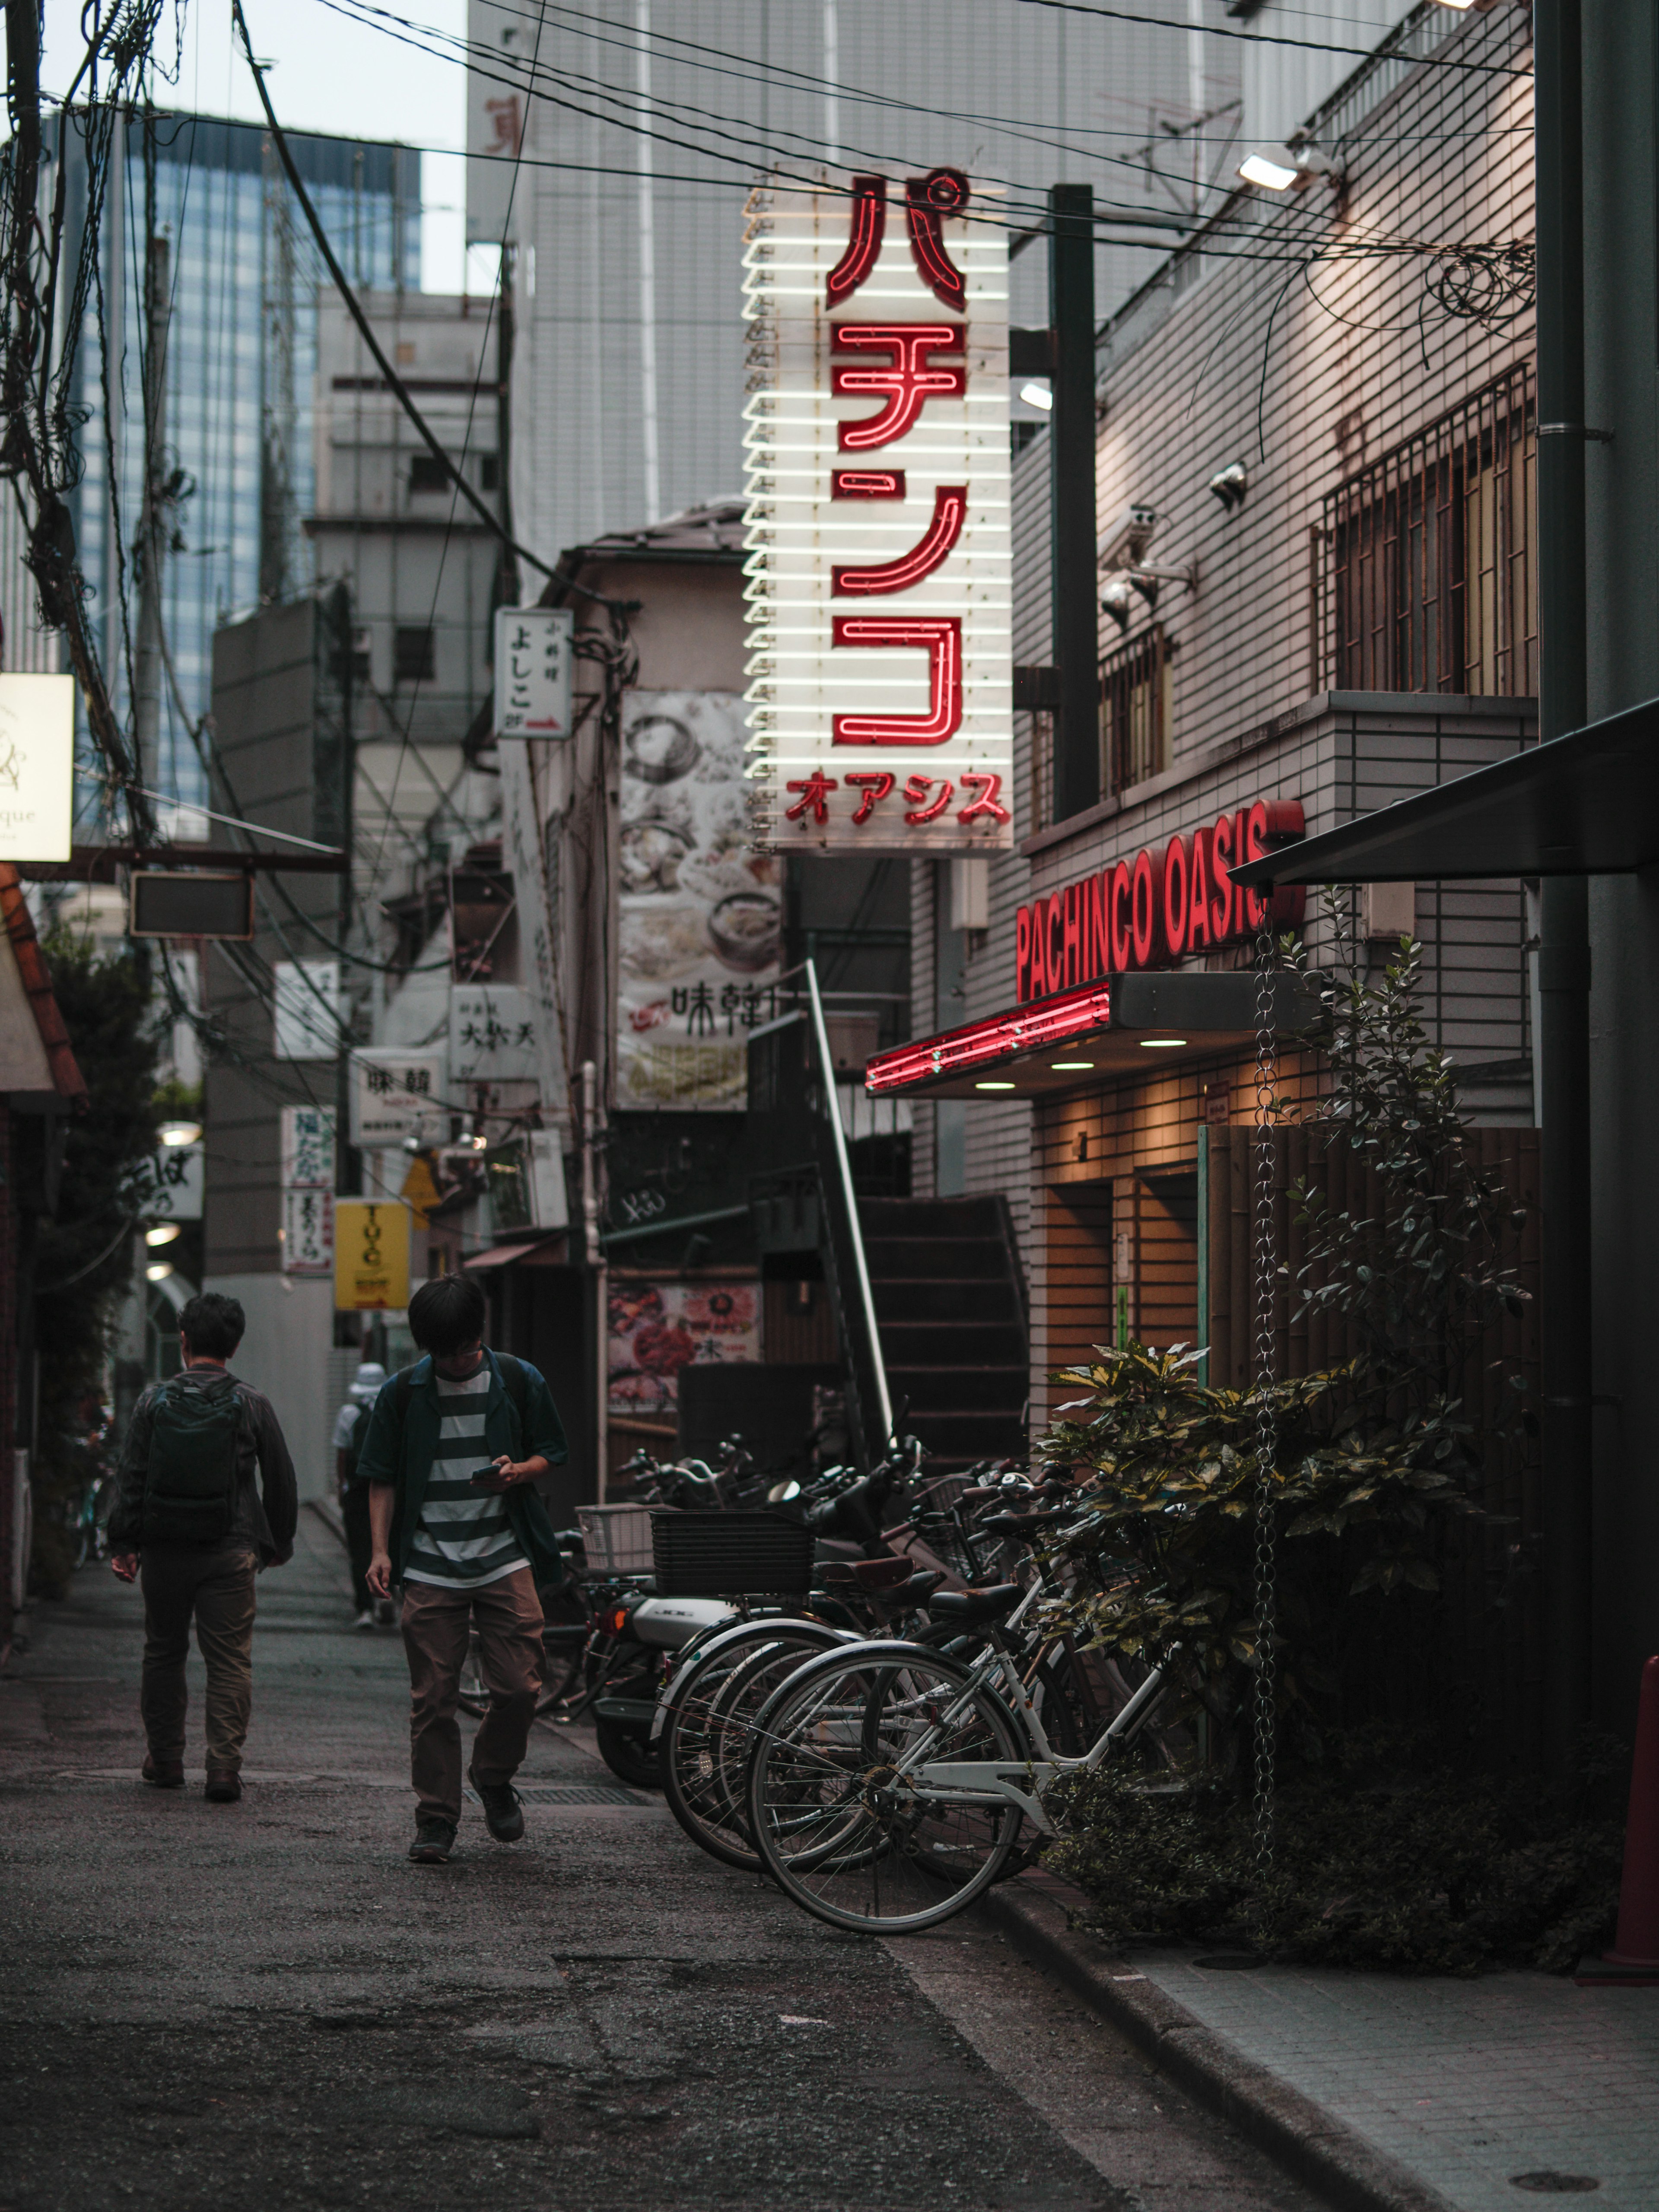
left=1046, top=1730, right=1622, bottom=1974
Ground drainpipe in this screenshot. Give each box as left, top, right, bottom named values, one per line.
left=1048, top=184, right=1099, bottom=827
left=1533, top=0, right=1594, bottom=1774
left=581, top=1058, right=608, bottom=1503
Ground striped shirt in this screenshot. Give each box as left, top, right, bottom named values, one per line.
left=402, top=1365, right=529, bottom=1590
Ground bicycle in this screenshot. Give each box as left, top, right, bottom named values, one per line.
left=742, top=1570, right=1175, bottom=1936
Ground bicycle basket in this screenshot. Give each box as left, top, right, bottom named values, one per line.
left=651, top=1509, right=816, bottom=1597
left=575, top=1503, right=660, bottom=1575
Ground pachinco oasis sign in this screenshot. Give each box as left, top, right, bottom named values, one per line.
left=1016, top=800, right=1306, bottom=1002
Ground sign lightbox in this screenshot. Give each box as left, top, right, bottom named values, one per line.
left=334, top=1200, right=410, bottom=1312
left=348, top=1049, right=447, bottom=1149
left=493, top=607, right=574, bottom=738
left=741, top=171, right=1012, bottom=854
left=0, top=672, right=75, bottom=861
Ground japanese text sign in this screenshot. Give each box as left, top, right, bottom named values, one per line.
left=348, top=1049, right=447, bottom=1149
left=450, top=985, right=539, bottom=1086
left=333, top=1200, right=411, bottom=1313
left=282, top=1187, right=334, bottom=1276
left=0, top=673, right=75, bottom=861
left=281, top=1105, right=336, bottom=1190
left=493, top=606, right=574, bottom=739
left=741, top=171, right=1012, bottom=854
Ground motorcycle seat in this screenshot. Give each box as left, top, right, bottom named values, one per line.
left=926, top=1581, right=1022, bottom=1621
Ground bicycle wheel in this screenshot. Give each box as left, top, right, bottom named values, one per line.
left=661, top=1624, right=842, bottom=1869
left=747, top=1641, right=1030, bottom=1936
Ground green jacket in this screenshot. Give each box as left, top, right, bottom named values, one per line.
left=356, top=1349, right=569, bottom=1587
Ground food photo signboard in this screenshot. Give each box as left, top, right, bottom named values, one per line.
left=617, top=690, right=782, bottom=1110
left=607, top=1280, right=761, bottom=1421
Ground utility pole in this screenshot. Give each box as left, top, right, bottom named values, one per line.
left=1533, top=0, right=1594, bottom=1776
left=133, top=227, right=169, bottom=793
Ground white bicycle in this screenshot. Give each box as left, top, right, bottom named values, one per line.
left=743, top=1576, right=1173, bottom=1936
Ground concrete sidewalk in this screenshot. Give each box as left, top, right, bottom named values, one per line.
left=988, top=1875, right=1659, bottom=2212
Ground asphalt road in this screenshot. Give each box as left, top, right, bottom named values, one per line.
left=0, top=1511, right=1322, bottom=2212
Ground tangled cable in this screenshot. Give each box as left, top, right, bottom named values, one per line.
left=1424, top=239, right=1536, bottom=328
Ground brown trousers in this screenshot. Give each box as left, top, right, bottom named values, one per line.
left=140, top=1546, right=259, bottom=1773
left=401, top=1569, right=545, bottom=1825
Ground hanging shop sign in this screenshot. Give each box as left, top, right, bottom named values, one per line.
left=281, top=1104, right=336, bottom=1190
left=617, top=690, right=782, bottom=1111
left=0, top=672, right=75, bottom=862
left=493, top=606, right=574, bottom=738
left=450, top=984, right=538, bottom=1086
left=137, top=1140, right=203, bottom=1222
left=742, top=170, right=1012, bottom=855
left=348, top=1048, right=447, bottom=1149
left=1015, top=801, right=1306, bottom=1002
left=273, top=959, right=342, bottom=1061
left=334, top=1199, right=411, bottom=1312
left=281, top=1187, right=334, bottom=1276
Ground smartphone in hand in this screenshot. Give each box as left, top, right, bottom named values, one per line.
left=469, top=1462, right=507, bottom=1489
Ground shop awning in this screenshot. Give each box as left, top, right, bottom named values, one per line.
left=1230, top=693, right=1659, bottom=889
left=864, top=971, right=1321, bottom=1101
left=463, top=1231, right=567, bottom=1271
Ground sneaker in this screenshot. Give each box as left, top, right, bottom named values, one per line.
left=204, top=1769, right=242, bottom=1803
left=410, top=1818, right=457, bottom=1864
left=352, top=1609, right=375, bottom=1630
left=376, top=1599, right=396, bottom=1627
left=141, top=1754, right=184, bottom=1788
left=467, top=1764, right=526, bottom=1843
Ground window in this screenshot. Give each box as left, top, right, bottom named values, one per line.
left=408, top=452, right=449, bottom=494
left=393, top=626, right=435, bottom=684
left=1321, top=362, right=1536, bottom=696
left=478, top=453, right=500, bottom=492
left=1098, top=625, right=1173, bottom=796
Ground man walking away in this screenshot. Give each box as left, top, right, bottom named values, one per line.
left=333, top=1360, right=388, bottom=1628
left=108, top=1292, right=298, bottom=1803
left=360, top=1274, right=567, bottom=1864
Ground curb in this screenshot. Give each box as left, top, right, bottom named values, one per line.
left=979, top=1881, right=1456, bottom=2212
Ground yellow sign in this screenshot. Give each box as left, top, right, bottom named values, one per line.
left=400, top=1152, right=442, bottom=1230
left=334, top=1200, right=411, bottom=1312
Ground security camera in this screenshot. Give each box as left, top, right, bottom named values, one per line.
left=1208, top=461, right=1249, bottom=512
left=1097, top=502, right=1159, bottom=574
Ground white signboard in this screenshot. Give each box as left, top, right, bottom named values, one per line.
left=493, top=606, right=573, bottom=738
left=280, top=1104, right=336, bottom=1190
left=348, top=1049, right=448, bottom=1148
left=617, top=690, right=781, bottom=1111
left=273, top=960, right=342, bottom=1061
left=0, top=672, right=75, bottom=861
left=450, top=985, right=538, bottom=1085
left=138, top=1142, right=203, bottom=1222
left=281, top=1186, right=334, bottom=1276
left=497, top=738, right=571, bottom=1131
left=465, top=0, right=524, bottom=243
left=742, top=171, right=1012, bottom=855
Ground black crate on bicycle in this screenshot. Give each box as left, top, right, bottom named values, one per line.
left=650, top=1509, right=816, bottom=1597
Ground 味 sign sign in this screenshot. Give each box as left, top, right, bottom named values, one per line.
left=742, top=171, right=1012, bottom=854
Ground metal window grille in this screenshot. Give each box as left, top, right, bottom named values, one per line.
left=1099, top=624, right=1173, bottom=795
left=1319, top=363, right=1537, bottom=698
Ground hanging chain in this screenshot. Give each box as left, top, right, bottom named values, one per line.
left=1251, top=910, right=1280, bottom=1877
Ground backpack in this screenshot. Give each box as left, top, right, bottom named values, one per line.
left=142, top=1372, right=247, bottom=1546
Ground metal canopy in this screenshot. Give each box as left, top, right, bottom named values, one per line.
left=864, top=971, right=1320, bottom=1101
left=1230, top=693, right=1659, bottom=888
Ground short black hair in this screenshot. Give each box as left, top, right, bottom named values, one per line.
left=178, top=1291, right=245, bottom=1361
left=408, top=1273, right=487, bottom=1355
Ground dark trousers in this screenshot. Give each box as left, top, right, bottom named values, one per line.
left=400, top=1569, right=544, bottom=1825
left=140, top=1545, right=258, bottom=1773
left=341, top=1481, right=373, bottom=1612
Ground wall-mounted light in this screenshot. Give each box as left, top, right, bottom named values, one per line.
left=1019, top=379, right=1053, bottom=412
left=1130, top=572, right=1160, bottom=612
left=1208, top=460, right=1249, bottom=512
left=145, top=1223, right=182, bottom=1248
left=158, top=1119, right=202, bottom=1148
left=1239, top=142, right=1335, bottom=193
left=1100, top=577, right=1134, bottom=636
left=145, top=1261, right=174, bottom=1283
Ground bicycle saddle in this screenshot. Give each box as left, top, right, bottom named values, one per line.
left=979, top=1508, right=1070, bottom=1536
left=926, top=1581, right=1021, bottom=1621
left=851, top=1555, right=914, bottom=1590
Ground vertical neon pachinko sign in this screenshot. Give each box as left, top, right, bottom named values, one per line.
left=742, top=170, right=1013, bottom=854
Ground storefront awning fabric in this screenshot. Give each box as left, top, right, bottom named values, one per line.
left=1230, top=693, right=1659, bottom=889
left=864, top=971, right=1322, bottom=1101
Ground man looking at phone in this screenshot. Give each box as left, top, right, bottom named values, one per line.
left=360, top=1274, right=568, bottom=1864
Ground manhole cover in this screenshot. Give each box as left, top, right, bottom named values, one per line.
left=1193, top=1953, right=1265, bottom=1970
left=1510, top=2176, right=1601, bottom=2195
left=463, top=1783, right=652, bottom=1807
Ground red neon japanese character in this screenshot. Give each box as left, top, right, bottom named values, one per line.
left=826, top=175, right=887, bottom=308
left=845, top=771, right=896, bottom=823
left=784, top=771, right=838, bottom=824
left=905, top=168, right=970, bottom=312
left=831, top=616, right=963, bottom=747
left=902, top=774, right=954, bottom=824
left=957, top=772, right=1011, bottom=825
left=831, top=467, right=906, bottom=499
left=833, top=483, right=966, bottom=596
left=832, top=326, right=966, bottom=451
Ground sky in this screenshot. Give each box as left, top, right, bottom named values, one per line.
left=38, top=0, right=478, bottom=293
